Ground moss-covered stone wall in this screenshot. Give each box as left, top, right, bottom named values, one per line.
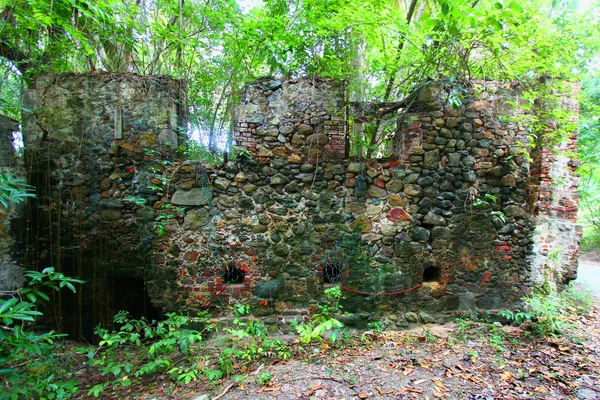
left=20, top=74, right=580, bottom=330
left=0, top=115, right=24, bottom=292
left=20, top=73, right=186, bottom=335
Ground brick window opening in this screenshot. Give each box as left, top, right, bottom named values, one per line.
left=423, top=266, right=441, bottom=283
left=223, top=265, right=245, bottom=284
left=323, top=262, right=343, bottom=284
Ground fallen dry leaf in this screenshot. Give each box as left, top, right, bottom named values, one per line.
left=375, top=386, right=393, bottom=395
left=402, top=367, right=414, bottom=376
left=433, top=380, right=450, bottom=392
left=501, top=371, right=513, bottom=381
left=534, top=386, right=549, bottom=393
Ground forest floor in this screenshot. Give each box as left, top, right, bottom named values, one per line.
left=78, top=287, right=600, bottom=400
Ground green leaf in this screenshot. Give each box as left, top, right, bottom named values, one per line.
left=441, top=2, right=450, bottom=16
left=508, top=2, right=523, bottom=12
left=0, top=297, right=18, bottom=314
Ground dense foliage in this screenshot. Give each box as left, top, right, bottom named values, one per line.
left=578, top=75, right=600, bottom=251
left=0, top=0, right=598, bottom=150
left=0, top=3, right=599, bottom=394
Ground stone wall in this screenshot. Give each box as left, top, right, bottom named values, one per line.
left=529, top=84, right=581, bottom=288
left=21, top=73, right=186, bottom=335
left=233, top=78, right=346, bottom=160
left=20, top=74, right=580, bottom=331
left=157, top=79, right=541, bottom=325
left=0, top=115, right=24, bottom=292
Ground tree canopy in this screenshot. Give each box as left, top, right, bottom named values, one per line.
left=0, top=0, right=598, bottom=149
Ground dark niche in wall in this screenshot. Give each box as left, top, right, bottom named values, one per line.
left=113, top=277, right=162, bottom=321
left=56, top=271, right=162, bottom=343
left=223, top=265, right=245, bottom=284
left=323, top=262, right=343, bottom=284
left=423, top=266, right=441, bottom=283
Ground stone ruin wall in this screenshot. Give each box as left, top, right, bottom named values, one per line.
left=528, top=84, right=581, bottom=288
left=18, top=74, right=580, bottom=329
left=0, top=115, right=25, bottom=292
left=19, top=73, right=187, bottom=330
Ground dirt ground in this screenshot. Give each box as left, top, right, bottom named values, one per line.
left=145, top=296, right=600, bottom=400
left=80, top=290, right=600, bottom=400
left=211, top=324, right=600, bottom=400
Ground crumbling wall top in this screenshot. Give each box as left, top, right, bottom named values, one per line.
left=234, top=77, right=346, bottom=160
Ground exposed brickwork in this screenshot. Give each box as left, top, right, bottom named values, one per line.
left=530, top=83, right=580, bottom=286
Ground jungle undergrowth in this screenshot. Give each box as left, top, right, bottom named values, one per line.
left=3, top=275, right=595, bottom=399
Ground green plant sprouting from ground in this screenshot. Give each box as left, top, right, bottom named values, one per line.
left=500, top=282, right=594, bottom=338
left=0, top=268, right=84, bottom=400
left=292, top=286, right=346, bottom=344
left=86, top=303, right=294, bottom=397
left=87, top=311, right=214, bottom=396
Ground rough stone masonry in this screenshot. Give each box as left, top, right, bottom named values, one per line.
left=17, top=74, right=580, bottom=328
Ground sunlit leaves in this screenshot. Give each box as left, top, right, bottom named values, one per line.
left=0, top=0, right=598, bottom=155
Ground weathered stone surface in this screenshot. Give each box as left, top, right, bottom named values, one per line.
left=505, top=205, right=527, bottom=217
left=367, top=185, right=387, bottom=198
left=100, top=210, right=121, bottom=220
left=431, top=226, right=450, bottom=240
left=404, top=312, right=419, bottom=323
left=306, top=133, right=329, bottom=146
left=279, top=123, right=294, bottom=134
left=388, top=207, right=412, bottom=222
left=257, top=145, right=273, bottom=157
left=423, top=212, right=445, bottom=226
left=424, top=149, right=440, bottom=169
left=254, top=279, right=280, bottom=298
left=501, top=174, right=517, bottom=187
left=224, top=209, right=241, bottom=219
left=239, top=197, right=254, bottom=210
left=417, top=83, right=441, bottom=102
left=418, top=312, right=435, bottom=323
left=217, top=195, right=234, bottom=208
left=287, top=154, right=302, bottom=164
left=362, top=233, right=382, bottom=242
left=350, top=216, right=372, bottom=233
left=270, top=174, right=289, bottom=185
left=411, top=226, right=430, bottom=242
left=213, top=177, right=231, bottom=190
left=172, top=188, right=212, bottom=206
left=271, top=147, right=287, bottom=157
left=388, top=194, right=407, bottom=207
left=386, top=179, right=404, bottom=193
left=297, top=124, right=314, bottom=135
left=347, top=163, right=362, bottom=173
left=0, top=263, right=23, bottom=292
left=291, top=134, right=305, bottom=147
left=404, top=184, right=422, bottom=197
left=381, top=224, right=397, bottom=237
left=252, top=225, right=268, bottom=233
left=183, top=209, right=210, bottom=230
left=367, top=204, right=384, bottom=215
left=234, top=172, right=246, bottom=182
